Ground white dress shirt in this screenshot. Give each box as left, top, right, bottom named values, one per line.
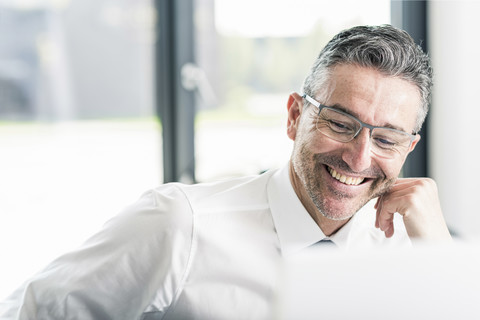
left=0, top=164, right=410, bottom=320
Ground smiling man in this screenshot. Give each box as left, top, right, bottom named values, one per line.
left=0, top=25, right=451, bottom=320
left=287, top=26, right=450, bottom=242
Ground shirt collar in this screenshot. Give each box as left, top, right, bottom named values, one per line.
left=267, top=163, right=359, bottom=255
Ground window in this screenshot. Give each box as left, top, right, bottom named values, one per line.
left=194, top=0, right=390, bottom=181
left=0, top=0, right=159, bottom=299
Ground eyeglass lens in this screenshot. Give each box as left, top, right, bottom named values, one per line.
left=315, top=107, right=412, bottom=158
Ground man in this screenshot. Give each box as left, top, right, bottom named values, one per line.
left=0, top=25, right=451, bottom=320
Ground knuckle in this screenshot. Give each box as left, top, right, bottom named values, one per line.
left=420, top=178, right=438, bottom=192
left=413, top=178, right=438, bottom=192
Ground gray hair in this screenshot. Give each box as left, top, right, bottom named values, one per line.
left=302, top=24, right=433, bottom=132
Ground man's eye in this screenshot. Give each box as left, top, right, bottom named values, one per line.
left=328, top=120, right=353, bottom=133
left=374, top=137, right=397, bottom=149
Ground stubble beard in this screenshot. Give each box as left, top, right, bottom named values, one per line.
left=292, top=142, right=396, bottom=221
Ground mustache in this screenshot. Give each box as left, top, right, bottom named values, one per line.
left=312, top=153, right=385, bottom=179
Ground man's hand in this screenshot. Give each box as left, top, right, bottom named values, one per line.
left=374, top=178, right=452, bottom=241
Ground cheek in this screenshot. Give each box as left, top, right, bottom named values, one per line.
left=296, top=125, right=343, bottom=155
left=376, top=158, right=404, bottom=179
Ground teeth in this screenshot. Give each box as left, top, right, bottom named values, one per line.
left=328, top=167, right=364, bottom=186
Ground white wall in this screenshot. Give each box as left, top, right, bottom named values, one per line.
left=429, top=1, right=480, bottom=238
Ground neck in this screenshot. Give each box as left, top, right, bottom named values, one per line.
left=288, top=161, right=350, bottom=236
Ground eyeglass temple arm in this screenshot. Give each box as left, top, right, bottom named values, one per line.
left=302, top=94, right=320, bottom=108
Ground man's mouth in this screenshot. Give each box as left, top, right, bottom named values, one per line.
left=327, top=166, right=365, bottom=186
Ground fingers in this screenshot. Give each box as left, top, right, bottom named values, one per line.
left=384, top=223, right=395, bottom=238
left=375, top=195, right=395, bottom=238
left=375, top=178, right=429, bottom=238
left=374, top=177, right=451, bottom=241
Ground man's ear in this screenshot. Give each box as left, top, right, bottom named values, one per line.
left=408, top=134, right=421, bottom=153
left=287, top=93, right=304, bottom=141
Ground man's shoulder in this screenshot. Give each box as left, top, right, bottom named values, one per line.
left=153, top=169, right=277, bottom=212
left=107, top=169, right=277, bottom=234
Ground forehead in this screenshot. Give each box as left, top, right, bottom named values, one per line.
left=322, top=64, right=421, bottom=132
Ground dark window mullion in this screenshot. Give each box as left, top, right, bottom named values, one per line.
left=155, top=0, right=196, bottom=183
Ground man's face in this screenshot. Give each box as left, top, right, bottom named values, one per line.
left=287, top=64, right=421, bottom=221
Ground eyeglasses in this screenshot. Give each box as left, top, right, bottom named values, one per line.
left=302, top=94, right=417, bottom=159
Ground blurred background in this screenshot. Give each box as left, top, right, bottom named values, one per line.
left=0, top=0, right=478, bottom=299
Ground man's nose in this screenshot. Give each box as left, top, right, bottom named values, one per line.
left=341, top=128, right=372, bottom=172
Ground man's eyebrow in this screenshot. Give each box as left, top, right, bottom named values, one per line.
left=328, top=103, right=408, bottom=132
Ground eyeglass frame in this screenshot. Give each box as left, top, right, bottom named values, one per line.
left=302, top=94, right=418, bottom=153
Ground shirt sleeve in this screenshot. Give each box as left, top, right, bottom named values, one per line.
left=0, top=185, right=194, bottom=320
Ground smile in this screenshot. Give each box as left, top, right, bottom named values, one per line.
left=327, top=167, right=365, bottom=186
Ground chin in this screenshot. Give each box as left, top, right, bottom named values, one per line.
left=311, top=191, right=370, bottom=221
